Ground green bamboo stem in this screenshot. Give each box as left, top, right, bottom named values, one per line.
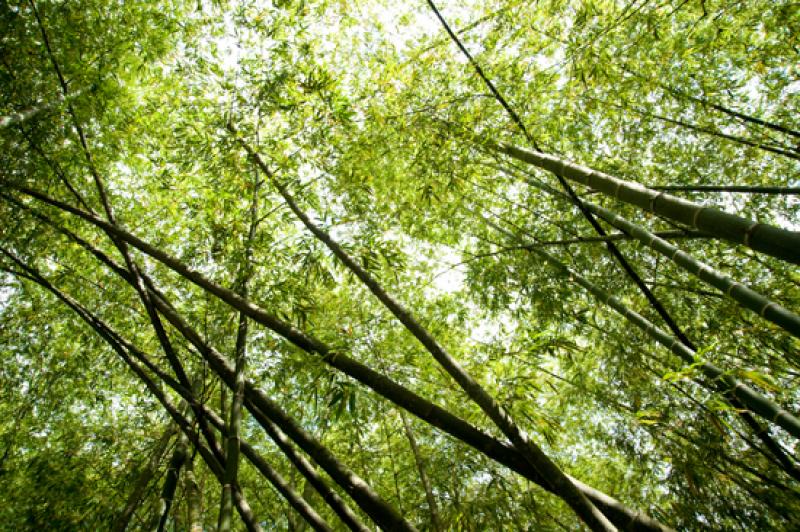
left=511, top=169, right=800, bottom=340
left=497, top=143, right=800, bottom=265
left=648, top=185, right=800, bottom=195
left=219, top=169, right=260, bottom=532
left=580, top=199, right=800, bottom=340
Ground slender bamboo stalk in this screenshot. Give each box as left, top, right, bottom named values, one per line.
left=606, top=99, right=800, bottom=161
left=30, top=2, right=227, bottom=474
left=399, top=410, right=443, bottom=531
left=113, top=425, right=175, bottom=532
left=219, top=165, right=260, bottom=532
left=660, top=82, right=800, bottom=140
left=532, top=230, right=710, bottom=247
left=425, top=0, right=696, bottom=394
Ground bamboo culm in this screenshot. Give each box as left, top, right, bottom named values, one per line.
left=515, top=170, right=800, bottom=340
left=497, top=143, right=800, bottom=265
left=488, top=223, right=800, bottom=439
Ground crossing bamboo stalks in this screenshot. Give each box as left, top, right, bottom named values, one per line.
left=496, top=143, right=800, bottom=265
left=485, top=223, right=800, bottom=439
left=91, top=306, right=333, bottom=532
left=4, top=187, right=672, bottom=532
left=512, top=170, right=800, bottom=340
left=98, top=317, right=334, bottom=532
left=580, top=198, right=800, bottom=340
left=231, top=128, right=615, bottom=532
left=1, top=252, right=264, bottom=532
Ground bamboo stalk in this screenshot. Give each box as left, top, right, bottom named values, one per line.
left=497, top=143, right=800, bottom=265
left=486, top=223, right=800, bottom=439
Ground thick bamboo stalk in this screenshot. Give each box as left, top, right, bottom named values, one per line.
left=184, top=458, right=203, bottom=532
left=252, top=412, right=370, bottom=532
left=649, top=185, right=800, bottom=195
left=580, top=198, right=800, bottom=339
left=514, top=173, right=800, bottom=340
left=155, top=433, right=188, bottom=532
left=0, top=87, right=88, bottom=129
left=497, top=144, right=800, bottom=265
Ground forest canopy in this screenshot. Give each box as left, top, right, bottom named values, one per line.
left=1, top=0, right=799, bottom=530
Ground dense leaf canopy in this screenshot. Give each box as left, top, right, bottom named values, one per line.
left=1, top=0, right=799, bottom=530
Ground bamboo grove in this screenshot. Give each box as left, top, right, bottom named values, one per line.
left=0, top=0, right=798, bottom=529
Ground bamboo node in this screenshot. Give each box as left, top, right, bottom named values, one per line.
left=648, top=191, right=664, bottom=212
left=613, top=178, right=622, bottom=198
left=558, top=159, right=567, bottom=177
left=725, top=282, right=739, bottom=297
left=691, top=206, right=704, bottom=228
left=743, top=222, right=760, bottom=247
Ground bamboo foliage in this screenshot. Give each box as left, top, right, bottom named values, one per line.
left=1, top=0, right=799, bottom=529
